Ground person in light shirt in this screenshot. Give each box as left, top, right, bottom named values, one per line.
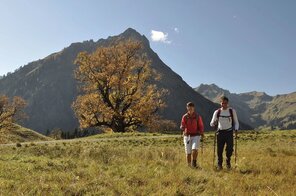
left=210, top=96, right=239, bottom=170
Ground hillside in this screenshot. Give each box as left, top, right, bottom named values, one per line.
left=195, top=84, right=296, bottom=129
left=0, top=28, right=253, bottom=133
left=0, top=124, right=51, bottom=144
left=261, top=92, right=296, bottom=129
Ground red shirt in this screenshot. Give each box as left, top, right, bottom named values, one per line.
left=181, top=112, right=204, bottom=136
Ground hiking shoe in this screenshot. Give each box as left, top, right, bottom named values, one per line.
left=191, top=160, right=197, bottom=168
left=216, top=165, right=223, bottom=171
left=226, top=159, right=231, bottom=170
left=227, top=162, right=232, bottom=170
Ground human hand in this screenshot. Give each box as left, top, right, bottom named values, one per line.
left=234, top=130, right=238, bottom=139
left=200, top=134, right=204, bottom=142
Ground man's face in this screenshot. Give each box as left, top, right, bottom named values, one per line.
left=221, top=100, right=228, bottom=108
left=187, top=106, right=195, bottom=114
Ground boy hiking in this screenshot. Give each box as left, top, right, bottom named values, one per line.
left=210, top=96, right=239, bottom=170
left=180, top=102, right=204, bottom=168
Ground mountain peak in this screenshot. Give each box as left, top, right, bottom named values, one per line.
left=243, top=91, right=269, bottom=97
left=197, top=83, right=220, bottom=89
left=122, top=28, right=141, bottom=36
left=196, top=83, right=229, bottom=94
left=119, top=28, right=143, bottom=40
left=119, top=28, right=150, bottom=47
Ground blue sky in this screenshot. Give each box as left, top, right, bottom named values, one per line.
left=0, top=0, right=295, bottom=95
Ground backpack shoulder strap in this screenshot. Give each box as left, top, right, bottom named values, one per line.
left=217, top=109, right=221, bottom=119
left=229, top=108, right=233, bottom=118
left=229, top=108, right=234, bottom=127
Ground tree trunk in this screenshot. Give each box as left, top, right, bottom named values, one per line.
left=111, top=117, right=126, bottom=132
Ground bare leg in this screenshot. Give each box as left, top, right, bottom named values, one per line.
left=192, top=149, right=198, bottom=161
left=186, top=154, right=191, bottom=166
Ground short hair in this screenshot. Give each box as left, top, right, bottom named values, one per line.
left=220, top=96, right=229, bottom=102
left=186, top=102, right=195, bottom=107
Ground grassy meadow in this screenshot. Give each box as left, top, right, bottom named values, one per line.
left=0, top=130, right=295, bottom=195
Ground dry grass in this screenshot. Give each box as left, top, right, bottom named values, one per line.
left=0, top=130, right=295, bottom=195
left=0, top=124, right=51, bottom=144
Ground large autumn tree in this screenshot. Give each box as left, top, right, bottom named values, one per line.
left=73, top=40, right=169, bottom=132
left=0, top=95, right=27, bottom=130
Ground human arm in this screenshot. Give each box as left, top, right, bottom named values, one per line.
left=210, top=110, right=218, bottom=127
left=198, top=115, right=204, bottom=137
left=232, top=109, right=239, bottom=131
left=180, top=115, right=186, bottom=136
left=232, top=109, right=239, bottom=138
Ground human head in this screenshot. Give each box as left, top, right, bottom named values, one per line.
left=220, top=96, right=229, bottom=109
left=186, top=102, right=195, bottom=114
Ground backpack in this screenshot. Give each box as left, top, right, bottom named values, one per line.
left=216, top=108, right=234, bottom=129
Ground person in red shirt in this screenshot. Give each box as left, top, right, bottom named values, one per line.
left=180, top=102, right=204, bottom=168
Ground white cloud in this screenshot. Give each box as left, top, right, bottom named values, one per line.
left=174, top=27, right=179, bottom=33
left=150, top=30, right=171, bottom=44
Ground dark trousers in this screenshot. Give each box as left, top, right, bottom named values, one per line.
left=217, top=131, right=233, bottom=166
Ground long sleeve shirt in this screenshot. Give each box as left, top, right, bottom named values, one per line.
left=210, top=108, right=239, bottom=131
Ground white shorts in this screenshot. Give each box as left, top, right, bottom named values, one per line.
left=183, top=135, right=200, bottom=154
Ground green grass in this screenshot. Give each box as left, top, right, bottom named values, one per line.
left=0, top=130, right=295, bottom=195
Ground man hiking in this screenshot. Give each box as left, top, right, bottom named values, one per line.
left=180, top=102, right=204, bottom=168
left=210, top=96, right=239, bottom=170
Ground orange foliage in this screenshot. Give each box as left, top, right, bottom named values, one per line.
left=0, top=95, right=27, bottom=129
left=73, top=40, right=169, bottom=132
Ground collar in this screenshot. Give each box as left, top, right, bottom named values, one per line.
left=186, top=112, right=196, bottom=118
left=220, top=107, right=229, bottom=111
